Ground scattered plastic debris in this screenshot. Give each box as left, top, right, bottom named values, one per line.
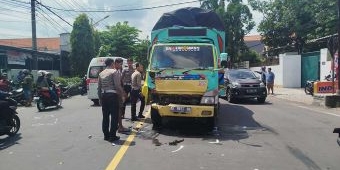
left=8, top=151, right=13, bottom=154
left=88, top=135, right=92, bottom=139
left=208, top=139, right=222, bottom=145
left=171, top=145, right=184, bottom=153
left=221, top=154, right=225, bottom=157
left=59, top=161, right=63, bottom=165
left=152, top=138, right=162, bottom=146
left=111, top=143, right=116, bottom=146
left=169, top=139, right=184, bottom=146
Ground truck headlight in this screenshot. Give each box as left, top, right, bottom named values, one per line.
left=201, top=97, right=215, bottom=104
left=200, top=89, right=219, bottom=104
left=260, top=82, right=265, bottom=87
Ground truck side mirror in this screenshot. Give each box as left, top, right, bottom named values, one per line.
left=219, top=53, right=228, bottom=68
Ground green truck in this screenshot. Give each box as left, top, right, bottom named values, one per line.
left=142, top=7, right=227, bottom=130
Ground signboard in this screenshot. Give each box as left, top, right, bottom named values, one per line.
left=314, top=81, right=339, bottom=93
left=333, top=52, right=339, bottom=79
left=7, top=51, right=30, bottom=65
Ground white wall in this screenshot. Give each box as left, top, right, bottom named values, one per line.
left=250, top=53, right=301, bottom=88
left=320, top=48, right=333, bottom=80
left=281, top=53, right=301, bottom=87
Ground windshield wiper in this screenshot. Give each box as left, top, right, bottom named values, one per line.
left=153, top=67, right=183, bottom=74
left=182, top=67, right=209, bottom=74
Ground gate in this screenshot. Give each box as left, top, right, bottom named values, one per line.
left=301, top=52, right=320, bottom=87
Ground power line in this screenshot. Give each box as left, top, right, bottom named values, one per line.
left=36, top=1, right=72, bottom=26
left=36, top=7, right=68, bottom=32
left=35, top=0, right=200, bottom=12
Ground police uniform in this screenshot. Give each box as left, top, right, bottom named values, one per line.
left=130, top=69, right=145, bottom=120
left=98, top=68, right=124, bottom=141
left=121, top=67, right=134, bottom=117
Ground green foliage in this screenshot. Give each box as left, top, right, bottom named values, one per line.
left=54, top=77, right=82, bottom=86
left=98, top=21, right=140, bottom=58
left=239, top=49, right=262, bottom=64
left=200, top=0, right=255, bottom=64
left=70, top=14, right=95, bottom=76
left=133, top=38, right=150, bottom=68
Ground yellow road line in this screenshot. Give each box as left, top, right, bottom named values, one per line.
left=105, top=109, right=151, bottom=170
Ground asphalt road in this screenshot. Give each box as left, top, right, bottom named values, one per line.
left=0, top=95, right=339, bottom=170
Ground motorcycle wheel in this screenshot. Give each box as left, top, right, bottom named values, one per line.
left=37, top=100, right=45, bottom=112
left=304, top=84, right=311, bottom=95
left=6, top=113, right=20, bottom=136
left=57, top=98, right=62, bottom=108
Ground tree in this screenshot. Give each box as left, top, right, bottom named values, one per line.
left=249, top=0, right=337, bottom=54
left=201, top=0, right=255, bottom=64
left=70, top=14, right=95, bottom=76
left=133, top=38, right=150, bottom=68
left=98, top=21, right=140, bottom=58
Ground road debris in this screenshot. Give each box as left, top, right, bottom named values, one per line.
left=171, top=145, right=184, bottom=153
left=208, top=139, right=222, bottom=145
left=111, top=143, right=116, bottom=146
left=88, top=135, right=92, bottom=139
left=169, top=139, right=184, bottom=146
left=152, top=138, right=162, bottom=146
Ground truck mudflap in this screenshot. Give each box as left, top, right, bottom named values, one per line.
left=151, top=103, right=215, bottom=118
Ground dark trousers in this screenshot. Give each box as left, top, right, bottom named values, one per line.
left=101, top=93, right=119, bottom=138
left=122, top=85, right=131, bottom=116
left=130, top=89, right=145, bottom=118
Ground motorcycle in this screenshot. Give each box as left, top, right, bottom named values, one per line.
left=10, top=88, right=26, bottom=106
left=79, top=84, right=87, bottom=96
left=0, top=91, right=20, bottom=136
left=304, top=80, right=315, bottom=96
left=304, top=75, right=334, bottom=96
left=36, top=86, right=62, bottom=111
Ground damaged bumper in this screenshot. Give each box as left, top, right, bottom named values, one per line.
left=151, top=103, right=215, bottom=118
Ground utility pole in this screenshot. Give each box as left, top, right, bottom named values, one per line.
left=31, top=0, right=38, bottom=71
left=337, top=0, right=340, bottom=95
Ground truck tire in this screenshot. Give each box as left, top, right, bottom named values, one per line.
left=151, top=108, right=162, bottom=130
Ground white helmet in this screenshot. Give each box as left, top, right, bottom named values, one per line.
left=37, top=70, right=46, bottom=77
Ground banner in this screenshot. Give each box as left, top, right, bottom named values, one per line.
left=7, top=51, right=30, bottom=65
left=314, top=81, right=339, bottom=93
left=333, top=52, right=339, bottom=79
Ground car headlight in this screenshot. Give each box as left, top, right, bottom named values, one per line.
left=260, top=82, right=265, bottom=87
left=231, top=82, right=241, bottom=88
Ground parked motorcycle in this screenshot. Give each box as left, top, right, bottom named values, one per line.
left=79, top=84, right=87, bottom=96
left=304, top=80, right=315, bottom=96
left=36, top=86, right=62, bottom=111
left=0, top=91, right=20, bottom=136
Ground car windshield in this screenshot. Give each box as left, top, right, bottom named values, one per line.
left=150, top=45, right=214, bottom=69
left=229, top=70, right=257, bottom=79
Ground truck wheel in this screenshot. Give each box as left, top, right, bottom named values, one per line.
left=151, top=108, right=162, bottom=130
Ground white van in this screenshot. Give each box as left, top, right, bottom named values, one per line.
left=86, top=56, right=128, bottom=105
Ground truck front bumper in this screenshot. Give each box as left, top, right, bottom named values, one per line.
left=151, top=103, right=216, bottom=118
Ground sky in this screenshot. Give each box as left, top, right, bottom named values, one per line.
left=0, top=0, right=262, bottom=39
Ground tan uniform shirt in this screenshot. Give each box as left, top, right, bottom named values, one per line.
left=121, top=67, right=134, bottom=85
left=131, top=70, right=142, bottom=90
left=97, top=68, right=124, bottom=99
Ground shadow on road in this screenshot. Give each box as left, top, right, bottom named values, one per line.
left=0, top=133, right=22, bottom=150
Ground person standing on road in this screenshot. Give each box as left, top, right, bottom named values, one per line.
left=22, top=70, right=33, bottom=107
left=130, top=62, right=146, bottom=121
left=97, top=58, right=126, bottom=142
left=121, top=58, right=134, bottom=118
left=266, top=68, right=275, bottom=95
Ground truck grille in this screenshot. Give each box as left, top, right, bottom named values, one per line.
left=154, top=94, right=202, bottom=105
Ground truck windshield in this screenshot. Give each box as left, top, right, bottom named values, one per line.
left=151, top=45, right=214, bottom=69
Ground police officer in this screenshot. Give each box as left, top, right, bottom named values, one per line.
left=98, top=58, right=126, bottom=142
left=121, top=58, right=134, bottom=118
left=130, top=62, right=145, bottom=121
